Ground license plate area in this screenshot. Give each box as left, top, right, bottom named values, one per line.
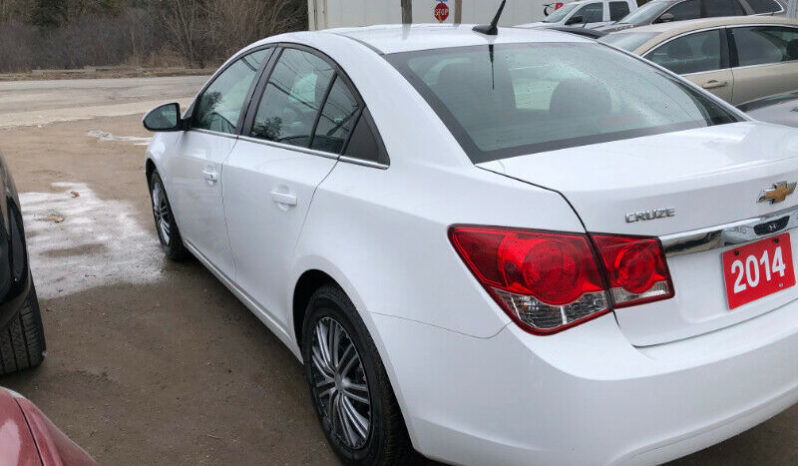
left=722, top=233, right=796, bottom=310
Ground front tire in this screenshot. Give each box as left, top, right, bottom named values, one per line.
left=0, top=280, right=46, bottom=375
left=149, top=171, right=189, bottom=261
left=301, top=285, right=413, bottom=465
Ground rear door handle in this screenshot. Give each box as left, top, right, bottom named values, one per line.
left=702, top=80, right=728, bottom=90
left=202, top=167, right=219, bottom=184
left=271, top=190, right=297, bottom=207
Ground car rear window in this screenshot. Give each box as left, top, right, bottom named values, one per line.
left=745, top=0, right=783, bottom=13
left=387, top=43, right=739, bottom=163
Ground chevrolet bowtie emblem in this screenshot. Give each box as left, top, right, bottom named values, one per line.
left=758, top=182, right=797, bottom=204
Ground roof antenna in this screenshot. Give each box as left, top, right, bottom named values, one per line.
left=473, top=0, right=507, bottom=36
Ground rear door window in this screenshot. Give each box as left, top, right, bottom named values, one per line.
left=311, top=76, right=360, bottom=153
left=662, top=0, right=701, bottom=20
left=574, top=3, right=605, bottom=23
left=703, top=0, right=745, bottom=17
left=610, top=1, right=631, bottom=21
left=645, top=29, right=724, bottom=74
left=732, top=26, right=797, bottom=66
left=249, top=48, right=335, bottom=147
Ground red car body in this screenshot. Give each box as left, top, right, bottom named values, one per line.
left=0, top=388, right=96, bottom=466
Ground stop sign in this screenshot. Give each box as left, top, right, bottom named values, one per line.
left=434, top=2, right=450, bottom=22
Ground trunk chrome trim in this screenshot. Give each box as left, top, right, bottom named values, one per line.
left=660, top=205, right=798, bottom=257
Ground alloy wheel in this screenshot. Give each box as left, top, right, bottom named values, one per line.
left=151, top=181, right=171, bottom=245
left=310, top=316, right=372, bottom=449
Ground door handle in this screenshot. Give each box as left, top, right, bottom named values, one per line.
left=202, top=167, right=219, bottom=184
left=271, top=190, right=297, bottom=207
left=702, top=80, right=728, bottom=90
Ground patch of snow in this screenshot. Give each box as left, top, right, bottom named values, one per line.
left=20, top=182, right=163, bottom=299
left=87, top=130, right=151, bottom=146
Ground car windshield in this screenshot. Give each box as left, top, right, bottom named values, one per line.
left=387, top=43, right=739, bottom=163
left=616, top=1, right=670, bottom=24
left=543, top=3, right=580, bottom=23
left=599, top=32, right=658, bottom=51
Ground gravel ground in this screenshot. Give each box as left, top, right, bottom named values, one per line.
left=0, top=77, right=796, bottom=465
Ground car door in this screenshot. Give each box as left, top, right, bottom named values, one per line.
left=168, top=48, right=272, bottom=277
left=644, top=28, right=734, bottom=102
left=223, top=46, right=362, bottom=327
left=729, top=25, right=798, bottom=105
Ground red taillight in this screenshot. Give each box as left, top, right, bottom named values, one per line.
left=592, top=234, right=674, bottom=307
left=449, top=226, right=674, bottom=335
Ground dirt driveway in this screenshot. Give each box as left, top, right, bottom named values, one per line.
left=0, top=77, right=796, bottom=465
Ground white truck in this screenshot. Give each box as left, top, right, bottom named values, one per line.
left=307, top=0, right=565, bottom=30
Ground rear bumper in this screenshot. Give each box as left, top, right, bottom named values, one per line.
left=372, top=296, right=798, bottom=465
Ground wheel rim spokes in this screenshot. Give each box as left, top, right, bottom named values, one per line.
left=151, top=183, right=171, bottom=244
left=310, top=317, right=371, bottom=449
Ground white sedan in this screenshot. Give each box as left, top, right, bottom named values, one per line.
left=143, top=24, right=798, bottom=465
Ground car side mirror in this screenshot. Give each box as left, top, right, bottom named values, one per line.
left=143, top=103, right=185, bottom=132
left=656, top=12, right=675, bottom=24
left=565, top=15, right=584, bottom=26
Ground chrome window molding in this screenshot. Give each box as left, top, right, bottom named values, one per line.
left=661, top=204, right=798, bottom=257
left=191, top=128, right=239, bottom=140
left=237, top=135, right=340, bottom=161
left=339, top=155, right=389, bottom=170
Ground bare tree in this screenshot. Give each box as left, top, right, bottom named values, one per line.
left=157, top=0, right=207, bottom=67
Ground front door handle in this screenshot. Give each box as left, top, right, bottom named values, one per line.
left=702, top=80, right=728, bottom=90
left=271, top=190, right=297, bottom=207
left=202, top=167, right=219, bottom=185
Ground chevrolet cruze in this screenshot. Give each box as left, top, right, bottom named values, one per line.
left=143, top=24, right=798, bottom=465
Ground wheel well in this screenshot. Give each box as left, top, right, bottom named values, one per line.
left=145, top=159, right=156, bottom=185
left=293, top=270, right=337, bottom=346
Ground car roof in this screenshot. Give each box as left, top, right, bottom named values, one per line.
left=621, top=16, right=798, bottom=53
left=317, top=24, right=592, bottom=54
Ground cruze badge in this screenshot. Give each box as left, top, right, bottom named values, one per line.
left=758, top=182, right=797, bottom=205
left=626, top=208, right=676, bottom=224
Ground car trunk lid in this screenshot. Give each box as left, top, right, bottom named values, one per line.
left=479, top=122, right=798, bottom=345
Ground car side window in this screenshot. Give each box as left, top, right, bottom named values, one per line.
left=574, top=3, right=604, bottom=23
left=193, top=49, right=271, bottom=134
left=250, top=48, right=335, bottom=148
left=703, top=0, right=745, bottom=17
left=662, top=0, right=700, bottom=20
left=645, top=29, right=724, bottom=75
left=344, top=109, right=389, bottom=165
left=311, top=76, right=360, bottom=153
left=609, top=2, right=630, bottom=21
left=745, top=0, right=782, bottom=13
left=732, top=26, right=797, bottom=67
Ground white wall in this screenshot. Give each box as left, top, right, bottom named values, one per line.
left=308, top=0, right=555, bottom=30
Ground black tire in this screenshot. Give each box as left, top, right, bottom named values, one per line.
left=302, top=285, right=414, bottom=466
left=0, top=280, right=46, bottom=375
left=149, top=171, right=189, bottom=261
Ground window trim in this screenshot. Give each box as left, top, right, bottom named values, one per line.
left=186, top=45, right=276, bottom=136
left=643, top=26, right=731, bottom=76
left=240, top=42, right=390, bottom=167
left=727, top=24, right=798, bottom=70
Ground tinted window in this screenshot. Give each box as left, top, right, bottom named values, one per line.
left=610, top=2, right=631, bottom=21
left=599, top=32, right=658, bottom=51
left=645, top=30, right=723, bottom=74
left=574, top=3, right=604, bottom=23
left=746, top=0, right=783, bottom=13
left=662, top=0, right=700, bottom=20
left=618, top=1, right=670, bottom=25
left=543, top=3, right=579, bottom=23
left=311, top=77, right=360, bottom=153
left=388, top=43, right=738, bottom=163
left=193, top=49, right=271, bottom=134
left=732, top=26, right=798, bottom=66
left=250, top=49, right=335, bottom=147
left=344, top=109, right=388, bottom=165
left=703, top=0, right=745, bottom=17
